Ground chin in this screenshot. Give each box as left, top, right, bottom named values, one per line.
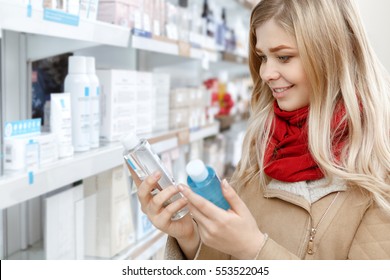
left=277, top=100, right=307, bottom=112
left=276, top=101, right=297, bottom=112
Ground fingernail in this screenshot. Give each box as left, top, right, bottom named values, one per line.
left=178, top=184, right=185, bottom=192
left=222, top=179, right=229, bottom=188
left=178, top=184, right=189, bottom=195
left=153, top=171, right=161, bottom=179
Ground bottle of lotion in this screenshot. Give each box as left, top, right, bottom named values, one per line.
left=86, top=57, right=100, bottom=149
left=65, top=56, right=91, bottom=152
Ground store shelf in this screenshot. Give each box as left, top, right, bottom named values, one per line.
left=190, top=123, right=220, bottom=142
left=8, top=240, right=45, bottom=260
left=132, top=34, right=219, bottom=63
left=113, top=230, right=167, bottom=260
left=0, top=124, right=219, bottom=209
left=221, top=52, right=249, bottom=65
left=0, top=142, right=124, bottom=210
left=7, top=230, right=167, bottom=260
left=0, top=1, right=130, bottom=47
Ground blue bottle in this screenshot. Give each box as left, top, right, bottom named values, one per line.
left=186, top=159, right=230, bottom=210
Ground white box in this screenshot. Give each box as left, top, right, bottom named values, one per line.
left=170, top=88, right=190, bottom=109
left=96, top=69, right=137, bottom=142
left=170, top=108, right=189, bottom=130
left=83, top=165, right=135, bottom=258
left=153, top=73, right=170, bottom=92
left=45, top=184, right=84, bottom=260
left=36, top=133, right=59, bottom=166
left=97, top=0, right=131, bottom=27
left=136, top=72, right=154, bottom=134
left=4, top=136, right=39, bottom=171
left=130, top=192, right=155, bottom=241
left=87, top=0, right=99, bottom=20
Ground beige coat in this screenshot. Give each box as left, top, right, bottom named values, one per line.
left=165, top=176, right=390, bottom=259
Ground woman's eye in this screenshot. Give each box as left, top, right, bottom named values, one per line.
left=278, top=56, right=291, bottom=62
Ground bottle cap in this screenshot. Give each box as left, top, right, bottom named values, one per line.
left=86, top=57, right=96, bottom=74
left=186, top=159, right=208, bottom=183
left=121, top=133, right=140, bottom=151
left=68, top=56, right=87, bottom=74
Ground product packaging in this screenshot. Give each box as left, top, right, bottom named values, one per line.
left=83, top=166, right=135, bottom=258
left=50, top=93, right=74, bottom=158
left=3, top=119, right=41, bottom=172
left=136, top=72, right=154, bottom=135
left=96, top=69, right=137, bottom=142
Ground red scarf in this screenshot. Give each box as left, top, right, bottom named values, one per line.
left=264, top=101, right=347, bottom=182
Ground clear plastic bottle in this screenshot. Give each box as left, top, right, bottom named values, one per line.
left=186, top=159, right=230, bottom=210
left=122, top=133, right=189, bottom=220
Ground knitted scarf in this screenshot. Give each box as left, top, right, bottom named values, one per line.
left=264, top=101, right=347, bottom=182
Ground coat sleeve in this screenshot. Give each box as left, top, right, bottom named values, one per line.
left=164, top=236, right=187, bottom=260
left=348, top=203, right=390, bottom=259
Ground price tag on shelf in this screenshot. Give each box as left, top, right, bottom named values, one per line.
left=177, top=129, right=190, bottom=145
left=43, top=8, right=80, bottom=26
left=178, top=41, right=191, bottom=57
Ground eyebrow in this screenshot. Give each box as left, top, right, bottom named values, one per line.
left=256, top=45, right=294, bottom=53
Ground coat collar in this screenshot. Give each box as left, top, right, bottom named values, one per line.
left=263, top=178, right=348, bottom=212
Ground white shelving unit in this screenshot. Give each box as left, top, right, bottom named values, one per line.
left=0, top=1, right=130, bottom=47
left=113, top=230, right=167, bottom=260
left=0, top=123, right=219, bottom=210
left=0, top=0, right=245, bottom=260
left=132, top=35, right=219, bottom=63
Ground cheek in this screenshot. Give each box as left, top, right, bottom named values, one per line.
left=259, top=64, right=264, bottom=78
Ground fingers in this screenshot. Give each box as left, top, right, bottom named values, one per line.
left=137, top=171, right=162, bottom=206
left=220, top=179, right=248, bottom=215
left=137, top=172, right=190, bottom=224
left=151, top=196, right=189, bottom=227
left=149, top=185, right=181, bottom=213
left=178, top=184, right=225, bottom=220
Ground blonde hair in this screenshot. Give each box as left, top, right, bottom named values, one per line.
left=232, top=0, right=390, bottom=211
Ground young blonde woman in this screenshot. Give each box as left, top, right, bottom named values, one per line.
left=134, top=0, right=390, bottom=259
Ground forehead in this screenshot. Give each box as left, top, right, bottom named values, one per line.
left=255, top=19, right=297, bottom=51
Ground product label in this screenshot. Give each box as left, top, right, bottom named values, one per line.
left=125, top=156, right=147, bottom=181
left=43, top=9, right=80, bottom=26
left=4, top=119, right=41, bottom=138
left=27, top=2, right=32, bottom=17
left=126, top=159, right=136, bottom=171
left=84, top=87, right=90, bottom=97
left=70, top=83, right=91, bottom=151
left=26, top=139, right=39, bottom=185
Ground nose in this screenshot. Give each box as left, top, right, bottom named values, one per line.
left=260, top=61, right=281, bottom=82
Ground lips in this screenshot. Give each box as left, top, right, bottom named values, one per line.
left=272, top=85, right=294, bottom=93
left=271, top=85, right=294, bottom=99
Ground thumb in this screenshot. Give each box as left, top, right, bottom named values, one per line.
left=221, top=179, right=247, bottom=214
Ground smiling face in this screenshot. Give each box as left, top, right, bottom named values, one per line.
left=255, top=19, right=311, bottom=111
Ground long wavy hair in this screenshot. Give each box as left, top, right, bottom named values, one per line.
left=231, top=0, right=390, bottom=211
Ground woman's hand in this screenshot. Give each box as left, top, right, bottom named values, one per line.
left=136, top=171, right=200, bottom=259
left=178, top=179, right=265, bottom=260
